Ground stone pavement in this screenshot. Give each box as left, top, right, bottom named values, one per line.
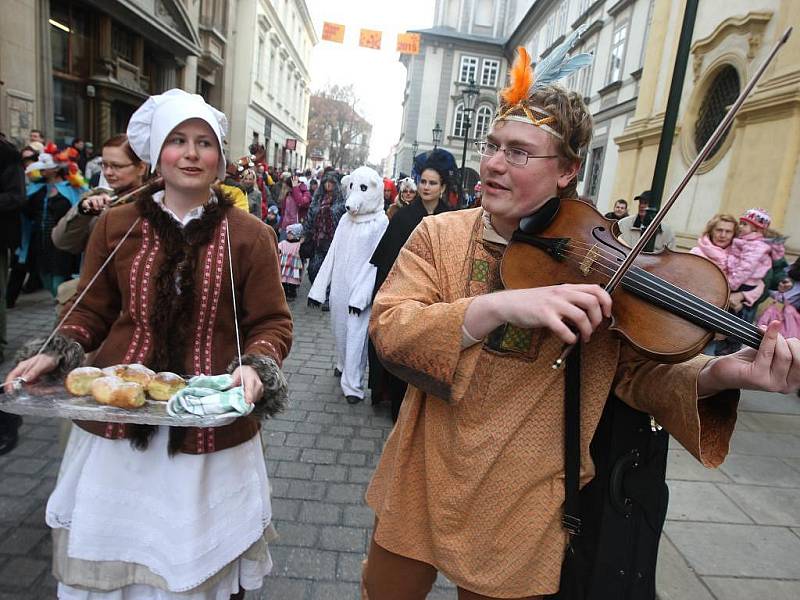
left=0, top=287, right=798, bottom=599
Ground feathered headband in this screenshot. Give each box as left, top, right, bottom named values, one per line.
left=495, top=25, right=593, bottom=140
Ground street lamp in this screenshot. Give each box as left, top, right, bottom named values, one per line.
left=460, top=78, right=480, bottom=202
left=432, top=123, right=442, bottom=149
left=411, top=139, right=419, bottom=172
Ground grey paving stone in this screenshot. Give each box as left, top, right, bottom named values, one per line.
left=359, top=427, right=383, bottom=439
left=285, top=433, right=316, bottom=447
left=338, top=452, right=367, bottom=466
left=0, top=557, right=48, bottom=588
left=299, top=502, right=341, bottom=525
left=315, top=435, right=346, bottom=450
left=343, top=505, right=375, bottom=528
left=666, top=481, right=751, bottom=523
left=269, top=546, right=337, bottom=579
left=665, top=522, right=800, bottom=578
left=666, top=449, right=730, bottom=483
left=273, top=522, right=320, bottom=547
left=271, top=498, right=301, bottom=521
left=263, top=419, right=297, bottom=433
left=260, top=576, right=310, bottom=599
left=702, top=577, right=800, bottom=599
left=305, top=411, right=336, bottom=424
left=285, top=481, right=327, bottom=501
left=267, top=446, right=301, bottom=462
left=276, top=462, right=315, bottom=480
left=326, top=483, right=365, bottom=504
left=717, top=484, right=800, bottom=527
left=295, top=422, right=324, bottom=435
left=2, top=458, right=49, bottom=476
left=0, top=527, right=47, bottom=556
left=263, top=431, right=287, bottom=446
left=348, top=467, right=374, bottom=484
left=0, top=475, right=41, bottom=497
left=326, top=426, right=355, bottom=437
left=313, top=465, right=348, bottom=482
left=301, top=449, right=336, bottom=465
left=310, top=581, right=360, bottom=599
left=738, top=390, right=800, bottom=414
left=728, top=430, right=800, bottom=458
left=719, top=454, right=800, bottom=487
left=320, top=526, right=366, bottom=553
left=742, top=412, right=800, bottom=433
left=349, top=439, right=376, bottom=453
left=0, top=495, right=41, bottom=524
left=655, top=534, right=714, bottom=600
left=336, top=552, right=365, bottom=582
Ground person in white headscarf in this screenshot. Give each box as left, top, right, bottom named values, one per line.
left=5, top=88, right=293, bottom=600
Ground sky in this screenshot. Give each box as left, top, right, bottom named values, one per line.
left=304, top=0, right=437, bottom=163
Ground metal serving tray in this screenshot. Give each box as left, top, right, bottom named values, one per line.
left=0, top=380, right=237, bottom=427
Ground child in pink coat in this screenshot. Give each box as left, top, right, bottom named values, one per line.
left=277, top=223, right=304, bottom=301
left=726, top=208, right=784, bottom=316
left=757, top=276, right=800, bottom=339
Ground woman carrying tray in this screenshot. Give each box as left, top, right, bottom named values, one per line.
left=4, top=89, right=293, bottom=600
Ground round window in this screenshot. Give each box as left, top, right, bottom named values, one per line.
left=694, top=65, right=740, bottom=160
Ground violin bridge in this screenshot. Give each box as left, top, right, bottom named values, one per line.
left=579, top=245, right=601, bottom=277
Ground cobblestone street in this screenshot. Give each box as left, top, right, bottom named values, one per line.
left=1, top=285, right=799, bottom=599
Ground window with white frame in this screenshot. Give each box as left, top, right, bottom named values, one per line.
left=481, top=59, right=499, bottom=86
left=578, top=46, right=595, bottom=97
left=453, top=103, right=468, bottom=137
left=578, top=0, right=592, bottom=16
left=607, top=22, right=628, bottom=83
left=474, top=105, right=493, bottom=138
left=460, top=56, right=478, bottom=83
left=556, top=2, right=568, bottom=35
left=544, top=13, right=556, bottom=48
left=257, top=36, right=265, bottom=82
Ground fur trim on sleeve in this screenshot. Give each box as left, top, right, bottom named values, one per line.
left=14, top=333, right=85, bottom=376
left=227, top=354, right=288, bottom=418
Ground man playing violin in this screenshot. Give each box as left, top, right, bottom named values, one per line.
left=362, top=44, right=800, bottom=600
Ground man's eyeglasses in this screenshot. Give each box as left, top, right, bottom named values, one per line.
left=474, top=140, right=558, bottom=167
left=101, top=161, right=134, bottom=172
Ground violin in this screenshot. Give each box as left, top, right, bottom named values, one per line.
left=500, top=197, right=762, bottom=363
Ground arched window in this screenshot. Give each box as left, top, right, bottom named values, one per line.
left=453, top=103, right=468, bottom=137
left=694, top=65, right=740, bottom=160
left=473, top=105, right=493, bottom=138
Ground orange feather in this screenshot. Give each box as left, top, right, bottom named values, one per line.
left=501, top=46, right=534, bottom=106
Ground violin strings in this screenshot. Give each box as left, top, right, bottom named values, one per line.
left=555, top=243, right=763, bottom=345
left=548, top=244, right=763, bottom=347
left=559, top=239, right=764, bottom=343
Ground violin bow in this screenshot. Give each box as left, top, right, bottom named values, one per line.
left=553, top=26, right=793, bottom=369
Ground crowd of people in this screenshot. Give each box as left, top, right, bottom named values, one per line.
left=0, top=35, right=798, bottom=599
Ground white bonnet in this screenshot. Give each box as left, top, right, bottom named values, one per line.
left=127, top=88, right=228, bottom=180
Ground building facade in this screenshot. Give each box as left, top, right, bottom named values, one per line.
left=0, top=0, right=213, bottom=148
left=613, top=0, right=800, bottom=252
left=226, top=0, right=316, bottom=171
left=396, top=0, right=510, bottom=190
left=396, top=0, right=656, bottom=204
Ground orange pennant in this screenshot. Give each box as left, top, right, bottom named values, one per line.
left=359, top=29, right=382, bottom=50
left=396, top=33, right=420, bottom=54
left=322, top=22, right=345, bottom=43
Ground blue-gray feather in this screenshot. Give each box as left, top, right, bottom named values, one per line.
left=532, top=24, right=592, bottom=91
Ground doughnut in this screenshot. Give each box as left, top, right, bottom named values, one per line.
left=101, top=364, right=155, bottom=386
left=65, top=367, right=105, bottom=396
left=120, top=364, right=156, bottom=387
left=90, top=376, right=146, bottom=409
left=147, top=372, right=186, bottom=401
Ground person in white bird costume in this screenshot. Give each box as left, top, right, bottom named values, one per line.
left=308, top=166, right=389, bottom=404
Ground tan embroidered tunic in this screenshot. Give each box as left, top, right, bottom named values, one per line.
left=366, top=208, right=738, bottom=598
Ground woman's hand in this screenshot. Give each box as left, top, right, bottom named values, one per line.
left=3, top=355, right=59, bottom=391
left=81, top=193, right=113, bottom=215
left=698, top=321, right=800, bottom=396
left=463, top=284, right=613, bottom=345
left=230, top=365, right=263, bottom=404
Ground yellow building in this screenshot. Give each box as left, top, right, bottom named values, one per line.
left=613, top=0, right=800, bottom=254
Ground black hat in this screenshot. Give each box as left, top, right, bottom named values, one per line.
left=414, top=148, right=457, bottom=183
left=634, top=190, right=652, bottom=203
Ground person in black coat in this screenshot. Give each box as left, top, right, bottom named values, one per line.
left=0, top=133, right=26, bottom=454
left=367, top=149, right=454, bottom=421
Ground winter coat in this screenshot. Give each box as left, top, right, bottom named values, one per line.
left=244, top=185, right=262, bottom=220
left=279, top=183, right=311, bottom=231
left=689, top=235, right=730, bottom=274
left=726, top=233, right=782, bottom=306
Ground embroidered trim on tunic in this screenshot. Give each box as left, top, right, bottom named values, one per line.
left=125, top=220, right=152, bottom=363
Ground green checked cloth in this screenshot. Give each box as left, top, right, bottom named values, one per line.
left=166, top=374, right=253, bottom=418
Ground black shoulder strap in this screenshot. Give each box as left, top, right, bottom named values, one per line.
left=563, top=343, right=582, bottom=536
